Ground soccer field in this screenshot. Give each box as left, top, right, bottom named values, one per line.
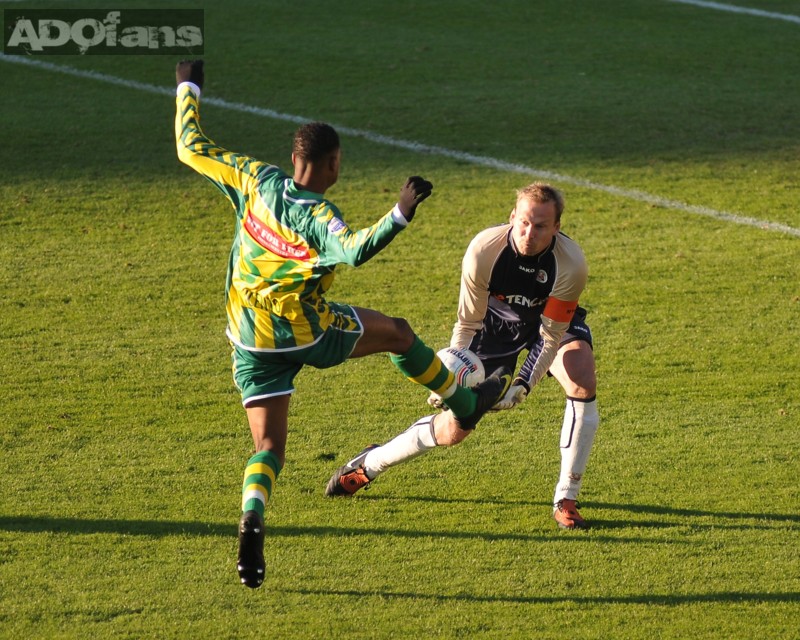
left=1, top=1, right=798, bottom=638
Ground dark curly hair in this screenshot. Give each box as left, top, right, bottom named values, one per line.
left=292, top=122, right=340, bottom=162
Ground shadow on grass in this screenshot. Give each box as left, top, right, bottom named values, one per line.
left=0, top=515, right=667, bottom=545
left=286, top=587, right=800, bottom=606
left=593, top=501, right=800, bottom=524
left=2, top=498, right=795, bottom=539
left=0, top=516, right=232, bottom=537
left=364, top=495, right=800, bottom=528
left=586, top=501, right=800, bottom=530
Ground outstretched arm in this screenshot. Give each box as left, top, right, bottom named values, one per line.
left=174, top=60, right=275, bottom=214
left=312, top=176, right=433, bottom=267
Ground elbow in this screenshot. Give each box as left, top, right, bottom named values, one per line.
left=175, top=138, right=195, bottom=166
left=174, top=118, right=199, bottom=165
left=176, top=144, right=191, bottom=165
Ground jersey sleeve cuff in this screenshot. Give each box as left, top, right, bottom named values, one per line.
left=391, top=204, right=409, bottom=227
left=513, top=378, right=531, bottom=393
left=176, top=81, right=202, bottom=98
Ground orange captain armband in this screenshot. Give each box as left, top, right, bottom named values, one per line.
left=543, top=298, right=579, bottom=323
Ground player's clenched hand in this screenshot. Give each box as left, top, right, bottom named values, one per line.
left=397, top=176, right=433, bottom=221
left=492, top=382, right=528, bottom=411
left=176, top=59, right=204, bottom=89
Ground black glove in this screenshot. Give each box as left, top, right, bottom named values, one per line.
left=397, top=176, right=433, bottom=221
left=176, top=59, right=204, bottom=89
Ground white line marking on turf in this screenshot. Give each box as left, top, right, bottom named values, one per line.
left=664, top=0, right=800, bottom=24
left=1, top=54, right=798, bottom=238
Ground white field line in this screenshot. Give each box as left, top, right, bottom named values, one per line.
left=664, top=0, right=800, bottom=24
left=1, top=54, right=798, bottom=238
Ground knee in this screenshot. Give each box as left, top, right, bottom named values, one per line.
left=563, top=369, right=596, bottom=400
left=555, top=343, right=597, bottom=400
left=566, top=378, right=596, bottom=400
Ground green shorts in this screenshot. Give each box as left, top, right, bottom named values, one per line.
left=231, top=303, right=364, bottom=406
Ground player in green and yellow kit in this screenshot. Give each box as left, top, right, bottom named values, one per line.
left=174, top=60, right=511, bottom=588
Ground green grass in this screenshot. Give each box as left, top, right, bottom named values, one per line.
left=1, top=1, right=799, bottom=638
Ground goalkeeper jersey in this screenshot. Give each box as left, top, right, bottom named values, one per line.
left=175, top=85, right=405, bottom=351
left=451, top=224, right=588, bottom=390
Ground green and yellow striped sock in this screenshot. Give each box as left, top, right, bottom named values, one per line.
left=241, top=450, right=282, bottom=518
left=390, top=336, right=476, bottom=418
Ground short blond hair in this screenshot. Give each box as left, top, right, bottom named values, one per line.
left=516, top=182, right=565, bottom=221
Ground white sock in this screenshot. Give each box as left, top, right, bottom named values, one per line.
left=554, top=397, right=599, bottom=503
left=363, top=415, right=438, bottom=478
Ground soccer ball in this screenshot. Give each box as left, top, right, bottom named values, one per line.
left=436, top=347, right=485, bottom=388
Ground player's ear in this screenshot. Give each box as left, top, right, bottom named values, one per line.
left=509, top=206, right=516, bottom=223
left=291, top=151, right=298, bottom=167
left=328, top=149, right=340, bottom=172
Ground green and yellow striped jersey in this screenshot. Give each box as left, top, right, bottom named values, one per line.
left=175, top=85, right=405, bottom=351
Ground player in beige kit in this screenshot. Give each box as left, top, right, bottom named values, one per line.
left=326, top=183, right=599, bottom=529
